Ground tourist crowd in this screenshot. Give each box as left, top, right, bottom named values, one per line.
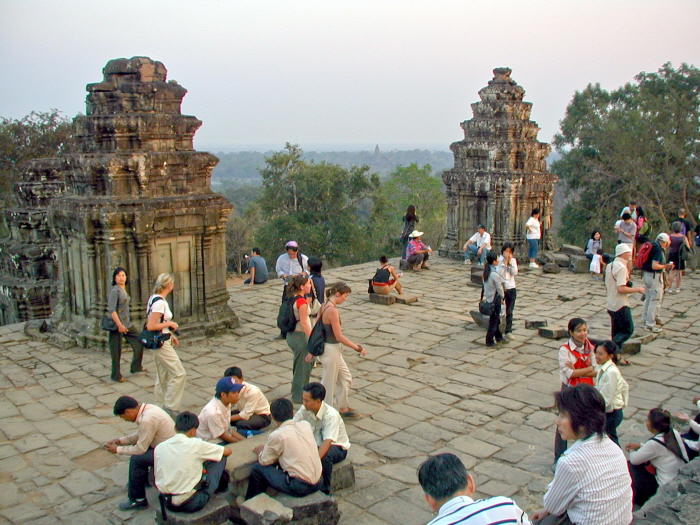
left=98, top=202, right=698, bottom=524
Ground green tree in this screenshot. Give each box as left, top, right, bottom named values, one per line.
left=0, top=110, right=73, bottom=204
left=371, top=163, right=446, bottom=255
left=553, top=63, right=699, bottom=247
left=255, top=143, right=380, bottom=265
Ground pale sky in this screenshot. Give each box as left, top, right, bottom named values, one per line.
left=1, top=0, right=698, bottom=151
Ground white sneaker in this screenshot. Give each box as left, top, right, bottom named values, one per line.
left=529, top=262, right=540, bottom=269
left=645, top=325, right=662, bottom=333
left=463, top=259, right=469, bottom=265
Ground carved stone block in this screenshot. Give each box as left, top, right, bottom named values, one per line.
left=369, top=293, right=396, bottom=305
left=538, top=327, right=568, bottom=339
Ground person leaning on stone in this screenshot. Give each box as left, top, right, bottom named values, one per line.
left=418, top=453, right=531, bottom=525
left=294, top=382, right=350, bottom=494
left=604, top=243, right=644, bottom=348
left=196, top=377, right=245, bottom=443
left=106, top=266, right=145, bottom=383
left=155, top=411, right=231, bottom=516
left=462, top=224, right=491, bottom=266
left=104, top=395, right=175, bottom=511
left=641, top=232, right=673, bottom=333
left=245, top=398, right=322, bottom=500
left=224, top=366, right=272, bottom=433
left=244, top=247, right=269, bottom=285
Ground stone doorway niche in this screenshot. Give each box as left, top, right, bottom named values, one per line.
left=154, top=236, right=194, bottom=319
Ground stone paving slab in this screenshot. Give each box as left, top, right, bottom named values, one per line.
left=0, top=257, right=698, bottom=524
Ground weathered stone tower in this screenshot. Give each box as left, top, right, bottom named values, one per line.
left=0, top=57, right=238, bottom=343
left=439, top=68, right=557, bottom=259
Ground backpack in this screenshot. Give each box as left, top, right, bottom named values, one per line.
left=371, top=266, right=391, bottom=283
left=276, top=296, right=298, bottom=339
left=634, top=241, right=653, bottom=269
left=307, top=303, right=331, bottom=356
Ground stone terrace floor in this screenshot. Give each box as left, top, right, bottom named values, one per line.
left=0, top=257, right=699, bottom=524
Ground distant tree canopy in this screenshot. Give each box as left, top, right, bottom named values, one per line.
left=553, top=62, right=699, bottom=247
left=0, top=110, right=74, bottom=205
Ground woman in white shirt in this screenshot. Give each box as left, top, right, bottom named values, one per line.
left=496, top=243, right=517, bottom=339
left=626, top=408, right=689, bottom=506
left=146, top=273, right=187, bottom=412
left=594, top=341, right=629, bottom=447
left=525, top=207, right=541, bottom=268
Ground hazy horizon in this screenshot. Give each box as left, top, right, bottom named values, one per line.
left=1, top=1, right=698, bottom=151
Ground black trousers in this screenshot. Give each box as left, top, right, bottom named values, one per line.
left=485, top=295, right=503, bottom=345
left=608, top=306, right=634, bottom=348
left=321, top=445, right=347, bottom=494
left=245, top=463, right=319, bottom=500
left=503, top=288, right=516, bottom=334
left=128, top=448, right=154, bottom=501
left=166, top=457, right=228, bottom=513
left=109, top=327, right=144, bottom=380
left=629, top=461, right=658, bottom=507
left=232, top=413, right=271, bottom=431
left=554, top=384, right=568, bottom=463
left=605, top=409, right=624, bottom=447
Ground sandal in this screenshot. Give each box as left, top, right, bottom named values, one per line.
left=618, top=358, right=632, bottom=366
left=339, top=410, right=357, bottom=418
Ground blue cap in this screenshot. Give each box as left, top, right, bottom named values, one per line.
left=215, top=377, right=244, bottom=394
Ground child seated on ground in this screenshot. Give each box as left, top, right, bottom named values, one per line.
left=590, top=249, right=604, bottom=279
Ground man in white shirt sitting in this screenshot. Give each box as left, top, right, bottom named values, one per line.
left=225, top=367, right=272, bottom=433
left=418, top=453, right=531, bottom=525
left=197, top=378, right=245, bottom=443
left=104, top=396, right=176, bottom=511
left=294, top=382, right=350, bottom=494
left=155, top=411, right=231, bottom=517
left=462, top=224, right=492, bottom=266
left=245, top=398, right=322, bottom=500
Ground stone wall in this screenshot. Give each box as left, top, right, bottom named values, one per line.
left=633, top=457, right=700, bottom=524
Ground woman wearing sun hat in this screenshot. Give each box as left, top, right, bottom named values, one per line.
left=406, top=230, right=432, bottom=271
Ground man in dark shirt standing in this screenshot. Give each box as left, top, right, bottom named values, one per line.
left=642, top=233, right=673, bottom=333
left=244, top=248, right=269, bottom=285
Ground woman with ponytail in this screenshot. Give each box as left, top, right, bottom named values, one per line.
left=285, top=275, right=313, bottom=404
left=626, top=408, right=689, bottom=506
left=594, top=341, right=629, bottom=446
left=312, top=282, right=367, bottom=417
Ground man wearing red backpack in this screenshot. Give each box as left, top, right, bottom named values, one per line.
left=641, top=233, right=674, bottom=333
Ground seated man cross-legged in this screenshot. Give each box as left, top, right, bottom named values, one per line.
left=104, top=396, right=175, bottom=511
left=155, top=411, right=231, bottom=516
left=294, top=382, right=350, bottom=494
left=418, top=453, right=531, bottom=524
left=245, top=398, right=322, bottom=500
left=197, top=377, right=246, bottom=443
left=224, top=366, right=272, bottom=433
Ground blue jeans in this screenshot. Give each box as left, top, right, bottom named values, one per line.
left=465, top=245, right=489, bottom=264
left=527, top=238, right=539, bottom=259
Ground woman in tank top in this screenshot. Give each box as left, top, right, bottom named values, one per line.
left=313, top=282, right=367, bottom=418
left=285, top=275, right=313, bottom=404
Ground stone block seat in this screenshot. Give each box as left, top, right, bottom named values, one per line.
left=154, top=494, right=234, bottom=525
left=368, top=293, right=396, bottom=305
left=241, top=491, right=340, bottom=525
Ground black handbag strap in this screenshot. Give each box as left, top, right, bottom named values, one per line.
left=145, top=296, right=165, bottom=329
left=650, top=436, right=688, bottom=463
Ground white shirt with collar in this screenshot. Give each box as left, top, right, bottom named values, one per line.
left=234, top=382, right=271, bottom=419
left=468, top=231, right=492, bottom=250
left=496, top=255, right=518, bottom=290
left=293, top=401, right=350, bottom=450
left=629, top=430, right=689, bottom=485
left=154, top=433, right=225, bottom=505
left=595, top=360, right=628, bottom=412
left=196, top=397, right=230, bottom=442
left=117, top=403, right=175, bottom=455
left=427, top=494, right=531, bottom=525
left=275, top=252, right=309, bottom=279
left=558, top=338, right=596, bottom=386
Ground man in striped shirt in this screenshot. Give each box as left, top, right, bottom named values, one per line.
left=418, top=453, right=531, bottom=525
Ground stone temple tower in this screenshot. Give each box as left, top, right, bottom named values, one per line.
left=439, top=68, right=557, bottom=259
left=1, top=57, right=238, bottom=343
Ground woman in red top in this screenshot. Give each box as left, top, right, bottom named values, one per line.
left=554, top=318, right=596, bottom=464
left=285, top=275, right=313, bottom=404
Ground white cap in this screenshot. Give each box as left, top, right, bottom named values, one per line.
left=615, top=243, right=632, bottom=257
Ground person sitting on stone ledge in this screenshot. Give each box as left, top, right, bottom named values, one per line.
left=462, top=224, right=492, bottom=266
left=104, top=395, right=175, bottom=511
left=224, top=366, right=272, bottom=433
left=417, top=452, right=531, bottom=524
left=245, top=398, right=322, bottom=500
left=196, top=377, right=245, bottom=443
left=531, top=385, right=632, bottom=525
left=406, top=230, right=432, bottom=270
left=370, top=255, right=403, bottom=296
left=294, top=382, right=350, bottom=494
left=155, top=411, right=231, bottom=516
left=244, top=247, right=269, bottom=285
